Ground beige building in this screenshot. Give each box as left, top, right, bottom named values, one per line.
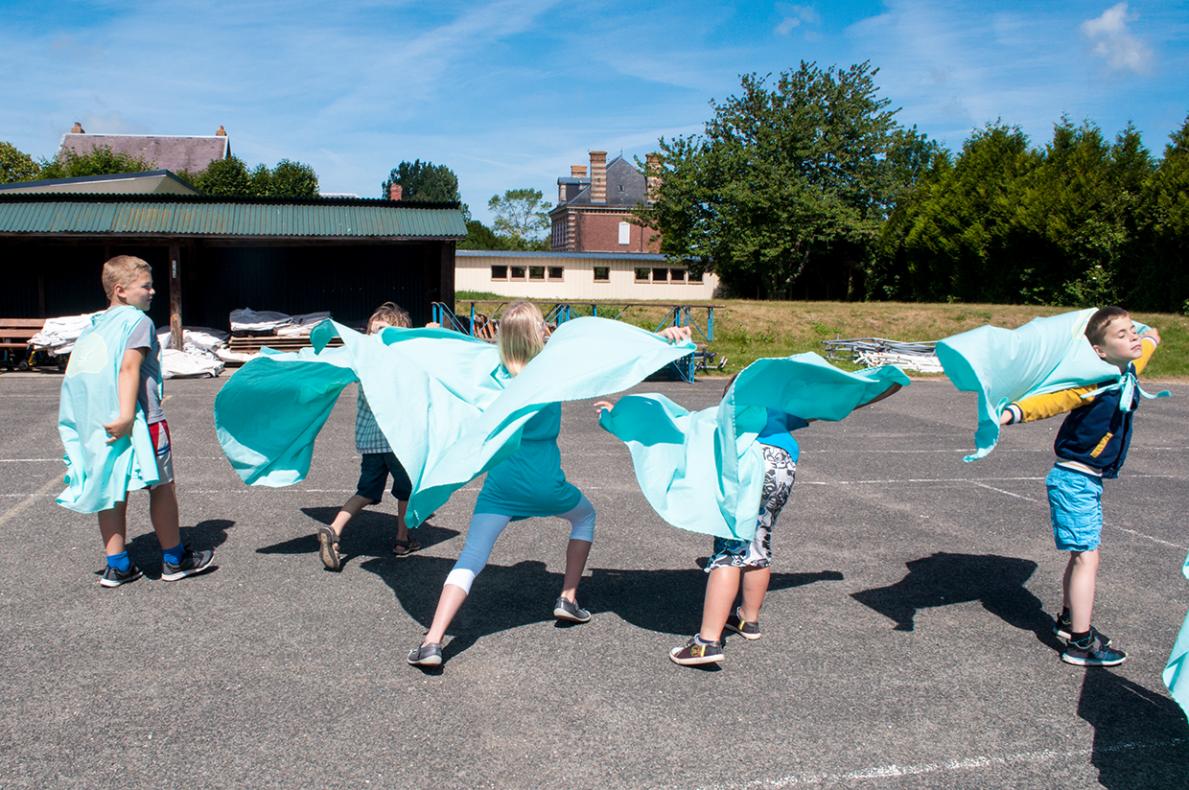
left=455, top=250, right=718, bottom=300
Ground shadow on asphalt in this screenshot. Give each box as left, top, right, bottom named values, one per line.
left=125, top=518, right=234, bottom=578
left=360, top=554, right=844, bottom=662
left=252, top=507, right=460, bottom=569
left=1078, top=665, right=1189, bottom=787
left=850, top=552, right=1056, bottom=643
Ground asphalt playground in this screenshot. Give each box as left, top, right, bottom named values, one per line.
left=0, top=371, right=1186, bottom=788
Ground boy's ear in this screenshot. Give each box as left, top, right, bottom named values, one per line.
left=1091, top=342, right=1108, bottom=360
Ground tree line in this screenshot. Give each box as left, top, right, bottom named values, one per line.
left=640, top=60, right=1189, bottom=312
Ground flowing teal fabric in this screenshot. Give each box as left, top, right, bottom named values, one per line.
left=1165, top=550, right=1189, bottom=724
left=214, top=317, right=696, bottom=526
left=57, top=306, right=161, bottom=513
left=598, top=353, right=910, bottom=540
left=935, top=309, right=1166, bottom=462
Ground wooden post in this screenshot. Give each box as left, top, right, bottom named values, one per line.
left=169, top=242, right=184, bottom=350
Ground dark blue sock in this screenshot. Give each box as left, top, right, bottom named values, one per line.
left=162, top=543, right=185, bottom=566
left=106, top=551, right=131, bottom=573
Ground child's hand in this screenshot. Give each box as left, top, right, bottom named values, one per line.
left=1140, top=326, right=1161, bottom=344
left=425, top=321, right=441, bottom=328
left=104, top=414, right=134, bottom=444
left=657, top=326, right=692, bottom=343
left=593, top=400, right=615, bottom=416
left=998, top=410, right=1013, bottom=426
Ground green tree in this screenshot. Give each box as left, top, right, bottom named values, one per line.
left=641, top=61, right=909, bottom=299
left=0, top=141, right=40, bottom=183
left=194, top=156, right=252, bottom=196
left=248, top=163, right=273, bottom=197
left=381, top=160, right=461, bottom=203
left=488, top=188, right=552, bottom=249
left=459, top=219, right=509, bottom=250
left=39, top=146, right=153, bottom=179
left=268, top=159, right=319, bottom=198
left=1136, top=116, right=1189, bottom=312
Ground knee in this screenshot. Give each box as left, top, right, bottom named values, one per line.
left=568, top=503, right=596, bottom=544
left=444, top=568, right=477, bottom=594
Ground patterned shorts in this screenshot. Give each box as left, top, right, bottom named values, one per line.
left=705, top=445, right=797, bottom=572
left=148, top=420, right=175, bottom=487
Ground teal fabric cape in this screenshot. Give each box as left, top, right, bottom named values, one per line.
left=598, top=353, right=910, bottom=540
left=1164, top=550, right=1189, bottom=724
left=57, top=306, right=161, bottom=513
left=936, top=309, right=1160, bottom=462
left=214, top=317, right=695, bottom=527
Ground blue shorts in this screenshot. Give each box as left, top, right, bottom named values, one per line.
left=1046, top=465, right=1103, bottom=552
left=355, top=452, right=412, bottom=503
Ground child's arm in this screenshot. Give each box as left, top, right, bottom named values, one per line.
left=657, top=326, right=692, bottom=342
left=1134, top=328, right=1160, bottom=375
left=104, top=347, right=147, bottom=444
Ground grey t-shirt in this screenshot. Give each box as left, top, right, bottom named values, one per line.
left=125, top=314, right=165, bottom=424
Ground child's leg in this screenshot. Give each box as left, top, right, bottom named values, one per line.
left=148, top=482, right=181, bottom=551
left=396, top=500, right=409, bottom=542
left=740, top=566, right=772, bottom=622
left=423, top=512, right=512, bottom=645
left=330, top=495, right=371, bottom=537
left=699, top=566, right=743, bottom=642
left=558, top=496, right=596, bottom=603
left=98, top=501, right=129, bottom=556
left=1064, top=549, right=1099, bottom=633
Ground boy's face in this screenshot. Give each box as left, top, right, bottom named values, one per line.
left=114, top=275, right=155, bottom=311
left=1092, top=315, right=1143, bottom=369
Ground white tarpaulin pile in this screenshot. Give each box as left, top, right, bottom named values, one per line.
left=156, top=327, right=228, bottom=379
left=821, top=337, right=943, bottom=374
left=230, top=308, right=331, bottom=336
left=29, top=312, right=101, bottom=356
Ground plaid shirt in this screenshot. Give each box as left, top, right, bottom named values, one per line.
left=354, top=389, right=392, bottom=454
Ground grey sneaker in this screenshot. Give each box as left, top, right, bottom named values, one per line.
left=99, top=562, right=143, bottom=588
left=552, top=596, right=591, bottom=623
left=407, top=642, right=443, bottom=667
left=161, top=547, right=215, bottom=581
left=724, top=607, right=762, bottom=640
left=669, top=635, right=724, bottom=666
left=1061, top=633, right=1126, bottom=667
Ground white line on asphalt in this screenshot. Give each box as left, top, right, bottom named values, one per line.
left=1113, top=525, right=1187, bottom=550
left=721, top=737, right=1186, bottom=788
left=968, top=481, right=1040, bottom=501
left=0, top=473, right=63, bottom=524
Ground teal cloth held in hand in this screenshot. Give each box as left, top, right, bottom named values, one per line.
left=599, top=353, right=909, bottom=540
left=57, top=306, right=161, bottom=513
left=936, top=309, right=1167, bottom=462
left=1165, top=550, right=1189, bottom=724
left=214, top=317, right=696, bottom=527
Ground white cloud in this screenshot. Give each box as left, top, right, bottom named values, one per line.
left=1081, top=2, right=1152, bottom=73
left=775, top=4, right=820, bottom=36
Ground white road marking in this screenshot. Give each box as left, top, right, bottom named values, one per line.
left=969, top=481, right=1039, bottom=502
left=0, top=473, right=63, bottom=524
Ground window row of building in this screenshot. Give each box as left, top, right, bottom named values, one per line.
left=490, top=265, right=703, bottom=283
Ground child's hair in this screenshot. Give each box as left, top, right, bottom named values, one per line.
left=368, top=301, right=411, bottom=332
left=101, top=255, right=152, bottom=300
left=497, top=301, right=546, bottom=375
left=1085, top=306, right=1130, bottom=346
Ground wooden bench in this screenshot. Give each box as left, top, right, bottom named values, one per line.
left=226, top=333, right=344, bottom=359
left=0, top=318, right=45, bottom=370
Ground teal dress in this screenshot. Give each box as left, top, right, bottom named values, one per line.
left=1165, top=550, right=1189, bottom=723
left=475, top=403, right=581, bottom=517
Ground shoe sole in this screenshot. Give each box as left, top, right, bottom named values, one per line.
left=407, top=652, right=442, bottom=667
left=553, top=607, right=591, bottom=624
left=161, top=558, right=215, bottom=582
left=669, top=650, right=724, bottom=666
left=1060, top=653, right=1126, bottom=667
left=317, top=527, right=341, bottom=571
left=99, top=569, right=143, bottom=588
left=724, top=623, right=762, bottom=641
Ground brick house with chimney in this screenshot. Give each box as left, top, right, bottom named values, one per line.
left=549, top=150, right=660, bottom=253
left=57, top=123, right=232, bottom=173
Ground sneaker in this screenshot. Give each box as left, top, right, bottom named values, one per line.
left=724, top=607, right=762, bottom=640
left=317, top=525, right=341, bottom=572
left=161, top=547, right=215, bottom=581
left=1053, top=620, right=1112, bottom=648
left=99, top=562, right=143, bottom=588
left=1061, top=633, right=1127, bottom=667
left=407, top=642, right=443, bottom=667
left=669, top=635, right=724, bottom=666
left=552, top=596, right=591, bottom=624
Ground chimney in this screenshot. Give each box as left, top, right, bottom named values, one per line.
left=570, top=165, right=587, bottom=178
left=70, top=122, right=85, bottom=134
left=645, top=153, right=661, bottom=203
left=589, top=151, right=607, bottom=204
left=215, top=125, right=227, bottom=136
left=388, top=183, right=403, bottom=201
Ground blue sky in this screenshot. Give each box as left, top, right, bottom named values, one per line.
left=2, top=1, right=1186, bottom=223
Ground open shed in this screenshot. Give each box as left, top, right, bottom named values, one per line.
left=0, top=193, right=466, bottom=345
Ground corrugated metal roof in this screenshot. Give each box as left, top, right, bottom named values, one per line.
left=0, top=195, right=467, bottom=239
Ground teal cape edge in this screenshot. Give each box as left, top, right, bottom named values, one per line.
left=1164, top=550, right=1189, bottom=724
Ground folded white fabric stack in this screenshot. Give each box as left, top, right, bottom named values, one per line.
left=29, top=312, right=101, bottom=356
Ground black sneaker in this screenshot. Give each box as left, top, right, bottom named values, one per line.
left=99, top=562, right=143, bottom=588
left=1053, top=620, right=1113, bottom=648
left=407, top=642, right=443, bottom=667
left=669, top=635, right=724, bottom=666
left=552, top=596, right=591, bottom=623
left=1061, top=633, right=1127, bottom=667
left=161, top=547, right=215, bottom=581
left=724, top=607, right=762, bottom=640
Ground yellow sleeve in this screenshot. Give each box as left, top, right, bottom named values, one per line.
left=1009, top=385, right=1098, bottom=423
left=1134, top=335, right=1158, bottom=376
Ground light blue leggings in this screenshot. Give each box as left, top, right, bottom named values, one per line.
left=443, top=495, right=596, bottom=594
